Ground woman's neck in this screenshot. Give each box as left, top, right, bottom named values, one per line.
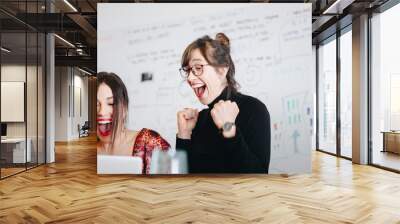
left=110, top=129, right=139, bottom=156
left=208, top=85, right=229, bottom=108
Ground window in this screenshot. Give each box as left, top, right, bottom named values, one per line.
left=371, top=2, right=400, bottom=171
left=318, top=36, right=337, bottom=155
left=340, top=28, right=352, bottom=158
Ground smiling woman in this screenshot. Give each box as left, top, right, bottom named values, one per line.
left=176, top=33, right=271, bottom=173
left=96, top=72, right=170, bottom=174
left=179, top=33, right=238, bottom=105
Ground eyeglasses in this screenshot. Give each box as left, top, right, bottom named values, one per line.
left=179, top=64, right=211, bottom=79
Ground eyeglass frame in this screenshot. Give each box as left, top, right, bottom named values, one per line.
left=179, top=64, right=211, bottom=79
left=179, top=63, right=228, bottom=79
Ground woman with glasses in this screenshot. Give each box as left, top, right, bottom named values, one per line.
left=176, top=33, right=271, bottom=173
left=97, top=72, right=170, bottom=174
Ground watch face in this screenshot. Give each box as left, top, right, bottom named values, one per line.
left=223, top=122, right=234, bottom=131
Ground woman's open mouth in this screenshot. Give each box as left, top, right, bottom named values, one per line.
left=97, top=119, right=112, bottom=137
left=192, top=83, right=206, bottom=98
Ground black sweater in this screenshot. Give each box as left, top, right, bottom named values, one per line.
left=176, top=87, right=271, bottom=173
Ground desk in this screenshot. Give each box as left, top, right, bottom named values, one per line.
left=381, top=131, right=400, bottom=154
left=1, top=138, right=31, bottom=163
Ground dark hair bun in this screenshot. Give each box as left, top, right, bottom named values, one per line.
left=215, top=33, right=230, bottom=49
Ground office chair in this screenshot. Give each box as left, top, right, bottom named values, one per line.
left=79, top=121, right=90, bottom=138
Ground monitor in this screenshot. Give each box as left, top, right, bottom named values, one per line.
left=1, top=123, right=6, bottom=137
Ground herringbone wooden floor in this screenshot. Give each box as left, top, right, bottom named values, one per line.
left=1, top=135, right=400, bottom=224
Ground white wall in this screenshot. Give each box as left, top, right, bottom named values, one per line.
left=54, top=67, right=89, bottom=141
left=1, top=65, right=25, bottom=133
left=1, top=65, right=38, bottom=138
left=71, top=71, right=89, bottom=138
left=55, top=66, right=69, bottom=141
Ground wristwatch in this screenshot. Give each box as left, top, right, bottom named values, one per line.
left=222, top=122, right=235, bottom=132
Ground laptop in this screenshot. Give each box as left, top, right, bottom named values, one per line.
left=97, top=155, right=143, bottom=174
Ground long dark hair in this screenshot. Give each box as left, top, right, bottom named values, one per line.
left=97, top=72, right=129, bottom=151
left=181, top=32, right=239, bottom=97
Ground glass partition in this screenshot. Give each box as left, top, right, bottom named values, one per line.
left=0, top=1, right=46, bottom=179
left=1, top=31, right=28, bottom=177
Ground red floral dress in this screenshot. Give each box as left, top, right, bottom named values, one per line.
left=132, top=128, right=170, bottom=174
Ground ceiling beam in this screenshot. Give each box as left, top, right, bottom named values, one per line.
left=55, top=55, right=96, bottom=71
left=67, top=13, right=97, bottom=40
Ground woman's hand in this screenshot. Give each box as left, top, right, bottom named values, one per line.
left=211, top=100, right=239, bottom=138
left=177, top=108, right=199, bottom=139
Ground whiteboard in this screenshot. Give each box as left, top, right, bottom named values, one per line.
left=98, top=3, right=313, bottom=173
left=1, top=82, right=25, bottom=122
